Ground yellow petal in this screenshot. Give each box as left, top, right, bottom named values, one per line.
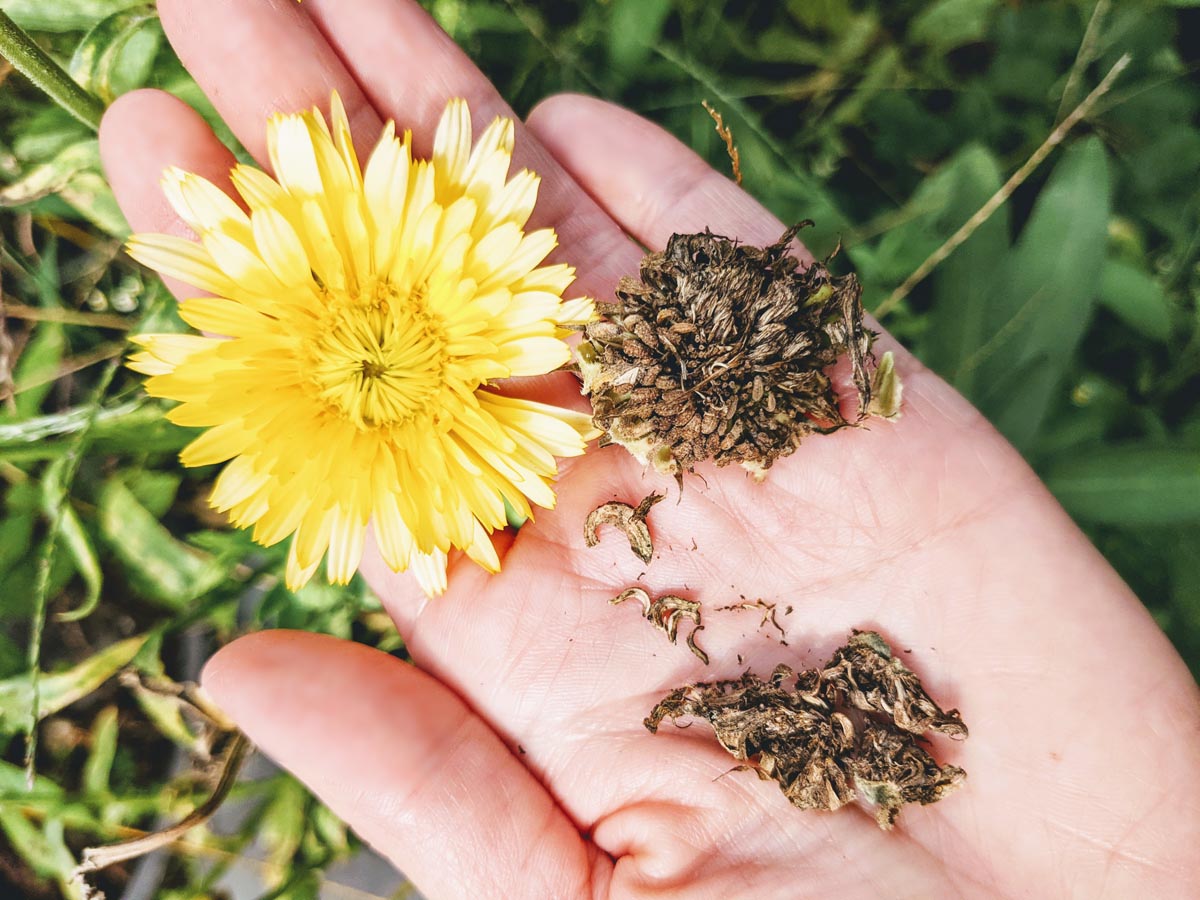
left=126, top=234, right=235, bottom=296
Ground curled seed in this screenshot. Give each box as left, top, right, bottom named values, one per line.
left=585, top=502, right=653, bottom=563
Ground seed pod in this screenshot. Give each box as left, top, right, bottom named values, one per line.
left=578, top=225, right=902, bottom=478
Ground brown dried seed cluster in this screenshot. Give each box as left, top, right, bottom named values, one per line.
left=578, top=225, right=887, bottom=479
left=645, top=630, right=966, bottom=829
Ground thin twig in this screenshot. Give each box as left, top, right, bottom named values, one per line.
left=702, top=100, right=742, bottom=185
left=874, top=53, right=1131, bottom=319
left=1056, top=0, right=1111, bottom=123
left=19, top=800, right=401, bottom=900
left=715, top=598, right=789, bottom=642
left=72, top=733, right=252, bottom=898
left=3, top=302, right=133, bottom=330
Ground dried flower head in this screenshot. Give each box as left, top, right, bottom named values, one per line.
left=578, top=225, right=888, bottom=478
left=127, top=95, right=595, bottom=595
left=645, top=631, right=966, bottom=829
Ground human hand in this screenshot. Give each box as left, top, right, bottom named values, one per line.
left=100, top=1, right=1200, bottom=897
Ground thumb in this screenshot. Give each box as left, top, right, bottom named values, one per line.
left=201, top=630, right=610, bottom=899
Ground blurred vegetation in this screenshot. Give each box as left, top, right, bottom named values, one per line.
left=0, top=0, right=1197, bottom=897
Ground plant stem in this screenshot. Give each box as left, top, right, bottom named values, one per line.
left=0, top=11, right=104, bottom=130
left=874, top=53, right=1131, bottom=320
left=24, top=357, right=119, bottom=787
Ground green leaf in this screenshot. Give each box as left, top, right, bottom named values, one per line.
left=0, top=811, right=82, bottom=897
left=261, top=776, right=309, bottom=871
left=970, top=137, right=1111, bottom=451
left=69, top=4, right=160, bottom=104
left=0, top=635, right=146, bottom=737
left=1097, top=258, right=1173, bottom=342
left=0, top=480, right=38, bottom=586
left=48, top=500, right=103, bottom=623
left=0, top=0, right=143, bottom=31
left=1045, top=445, right=1200, bottom=526
left=608, top=0, right=671, bottom=74
left=129, top=678, right=199, bottom=750
left=921, top=144, right=1011, bottom=392
left=11, top=321, right=65, bottom=419
left=910, top=0, right=999, bottom=51
left=97, top=477, right=228, bottom=609
left=0, top=758, right=65, bottom=800
left=124, top=469, right=182, bottom=518
left=0, top=398, right=197, bottom=463
left=81, top=705, right=119, bottom=796
left=58, top=169, right=130, bottom=235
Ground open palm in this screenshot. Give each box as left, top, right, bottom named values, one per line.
left=100, top=1, right=1200, bottom=897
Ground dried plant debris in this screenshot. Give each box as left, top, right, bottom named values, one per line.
left=822, top=631, right=966, bottom=737
left=612, top=586, right=709, bottom=664
left=578, top=225, right=900, bottom=479
left=716, top=597, right=790, bottom=643
left=868, top=350, right=903, bottom=420
left=584, top=492, right=664, bottom=563
left=702, top=100, right=742, bottom=185
left=644, top=630, right=966, bottom=829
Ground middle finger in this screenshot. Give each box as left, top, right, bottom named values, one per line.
left=159, top=0, right=637, bottom=299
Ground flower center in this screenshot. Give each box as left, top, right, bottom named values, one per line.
left=307, top=291, right=447, bottom=429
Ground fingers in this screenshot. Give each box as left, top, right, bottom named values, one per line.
left=158, top=0, right=634, bottom=300
left=99, top=90, right=237, bottom=297
left=157, top=0, right=382, bottom=160
left=527, top=93, right=811, bottom=263
left=298, top=0, right=636, bottom=299
left=202, top=630, right=609, bottom=900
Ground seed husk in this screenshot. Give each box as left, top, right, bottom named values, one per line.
left=579, top=225, right=899, bottom=479
left=644, top=630, right=965, bottom=829
left=611, top=587, right=709, bottom=664
left=584, top=491, right=664, bottom=562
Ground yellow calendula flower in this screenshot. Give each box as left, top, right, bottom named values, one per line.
left=128, top=96, right=596, bottom=595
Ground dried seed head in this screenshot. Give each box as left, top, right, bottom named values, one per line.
left=849, top=721, right=967, bottom=830
left=821, top=630, right=967, bottom=738
left=580, top=226, right=899, bottom=477
left=644, top=630, right=966, bottom=829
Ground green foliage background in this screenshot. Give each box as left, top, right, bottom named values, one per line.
left=0, top=0, right=1197, bottom=897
